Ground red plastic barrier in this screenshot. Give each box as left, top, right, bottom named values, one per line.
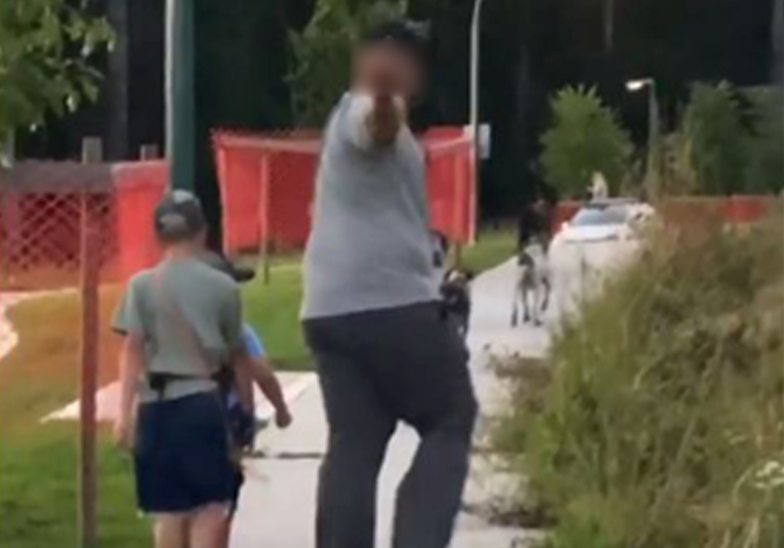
left=213, top=128, right=475, bottom=255
left=113, top=161, right=168, bottom=280
left=723, top=195, right=772, bottom=224
left=551, top=201, right=582, bottom=234
left=0, top=160, right=167, bottom=289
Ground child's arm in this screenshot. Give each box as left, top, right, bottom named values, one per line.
left=233, top=359, right=255, bottom=414
left=114, top=335, right=142, bottom=450
left=111, top=278, right=144, bottom=450
left=236, top=354, right=292, bottom=428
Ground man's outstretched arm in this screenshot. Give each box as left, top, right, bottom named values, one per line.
left=345, top=94, right=406, bottom=149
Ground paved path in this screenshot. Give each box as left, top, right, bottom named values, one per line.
left=231, top=241, right=636, bottom=548
left=42, top=372, right=316, bottom=424
left=0, top=241, right=631, bottom=547
left=229, top=252, right=584, bottom=548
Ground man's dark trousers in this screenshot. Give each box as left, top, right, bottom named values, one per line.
left=304, top=302, right=478, bottom=548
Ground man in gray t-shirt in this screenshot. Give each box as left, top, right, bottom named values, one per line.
left=302, top=20, right=477, bottom=548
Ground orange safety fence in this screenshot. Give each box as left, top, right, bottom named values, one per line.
left=0, top=160, right=167, bottom=291
left=213, top=127, right=475, bottom=256
left=0, top=158, right=167, bottom=548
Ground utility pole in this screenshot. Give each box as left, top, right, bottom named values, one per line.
left=626, top=79, right=659, bottom=182
left=165, top=0, right=195, bottom=191
left=603, top=0, right=615, bottom=53
left=469, top=0, right=486, bottom=234
left=775, top=0, right=783, bottom=84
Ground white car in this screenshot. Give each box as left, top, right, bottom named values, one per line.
left=552, top=199, right=655, bottom=247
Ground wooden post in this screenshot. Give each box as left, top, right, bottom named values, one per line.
left=81, top=137, right=103, bottom=164
left=79, top=137, right=101, bottom=548
left=453, top=151, right=466, bottom=269
left=139, top=144, right=160, bottom=160
left=259, top=154, right=272, bottom=284
left=0, top=193, right=20, bottom=289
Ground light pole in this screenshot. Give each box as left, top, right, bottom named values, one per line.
left=469, top=0, right=486, bottom=235
left=165, top=0, right=195, bottom=191
left=626, top=78, right=659, bottom=182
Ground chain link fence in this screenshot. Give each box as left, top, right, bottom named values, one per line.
left=213, top=127, right=475, bottom=263
left=0, top=155, right=166, bottom=547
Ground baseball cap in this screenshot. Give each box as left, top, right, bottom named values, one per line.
left=154, top=190, right=206, bottom=242
left=200, top=251, right=256, bottom=283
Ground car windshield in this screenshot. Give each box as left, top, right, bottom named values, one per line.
left=571, top=206, right=628, bottom=227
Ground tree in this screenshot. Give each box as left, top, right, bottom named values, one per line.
left=603, top=0, right=614, bottom=53
left=0, top=0, right=113, bottom=161
left=682, top=82, right=746, bottom=195
left=540, top=86, right=632, bottom=198
left=742, top=87, right=783, bottom=194
left=288, top=0, right=406, bottom=127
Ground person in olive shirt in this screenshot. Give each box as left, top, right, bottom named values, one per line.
left=113, top=191, right=245, bottom=548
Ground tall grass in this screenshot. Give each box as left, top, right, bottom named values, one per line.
left=493, top=209, right=784, bottom=548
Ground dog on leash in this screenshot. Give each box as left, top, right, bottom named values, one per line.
left=431, top=230, right=474, bottom=338
left=511, top=241, right=551, bottom=327
left=441, top=267, right=474, bottom=339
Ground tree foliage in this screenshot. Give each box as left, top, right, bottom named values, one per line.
left=0, top=0, right=113, bottom=157
left=288, top=0, right=406, bottom=127
left=658, top=83, right=782, bottom=197
left=540, top=86, right=632, bottom=198
left=682, top=82, right=747, bottom=195
left=494, top=215, right=784, bottom=548
left=742, top=87, right=784, bottom=194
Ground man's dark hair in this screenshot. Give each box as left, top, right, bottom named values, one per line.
left=359, top=19, right=430, bottom=69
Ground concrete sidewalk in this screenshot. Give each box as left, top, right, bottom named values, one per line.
left=230, top=258, right=551, bottom=548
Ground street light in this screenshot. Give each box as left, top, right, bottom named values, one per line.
left=626, top=78, right=659, bottom=182
left=625, top=79, right=651, bottom=92
left=469, top=0, right=487, bottom=237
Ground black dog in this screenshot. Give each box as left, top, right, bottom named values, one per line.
left=440, top=268, right=474, bottom=339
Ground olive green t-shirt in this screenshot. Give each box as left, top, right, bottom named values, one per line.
left=113, top=257, right=243, bottom=403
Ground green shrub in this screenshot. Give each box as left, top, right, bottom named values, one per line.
left=493, top=209, right=784, bottom=548
left=654, top=131, right=699, bottom=197
left=742, top=87, right=784, bottom=194
left=540, top=86, right=633, bottom=199
left=683, top=82, right=747, bottom=195
left=288, top=0, right=405, bottom=126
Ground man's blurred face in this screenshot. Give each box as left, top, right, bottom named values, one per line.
left=353, top=43, right=423, bottom=101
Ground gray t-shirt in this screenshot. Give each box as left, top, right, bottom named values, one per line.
left=302, top=93, right=438, bottom=319
left=113, top=257, right=243, bottom=402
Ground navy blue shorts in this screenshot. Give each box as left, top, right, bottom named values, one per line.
left=134, top=392, right=235, bottom=513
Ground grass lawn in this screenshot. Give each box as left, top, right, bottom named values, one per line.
left=460, top=227, right=516, bottom=273
left=0, top=227, right=515, bottom=547
left=0, top=288, right=151, bottom=548
left=242, top=260, right=308, bottom=370
left=242, top=227, right=517, bottom=372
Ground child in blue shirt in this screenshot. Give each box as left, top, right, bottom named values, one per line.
left=200, top=253, right=292, bottom=525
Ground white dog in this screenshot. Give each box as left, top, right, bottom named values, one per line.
left=511, top=241, right=551, bottom=327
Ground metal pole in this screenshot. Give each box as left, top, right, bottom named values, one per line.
left=603, top=0, right=615, bottom=54
left=166, top=0, right=195, bottom=191
left=647, top=81, right=658, bottom=179
left=259, top=154, right=272, bottom=284
left=469, top=0, right=485, bottom=235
